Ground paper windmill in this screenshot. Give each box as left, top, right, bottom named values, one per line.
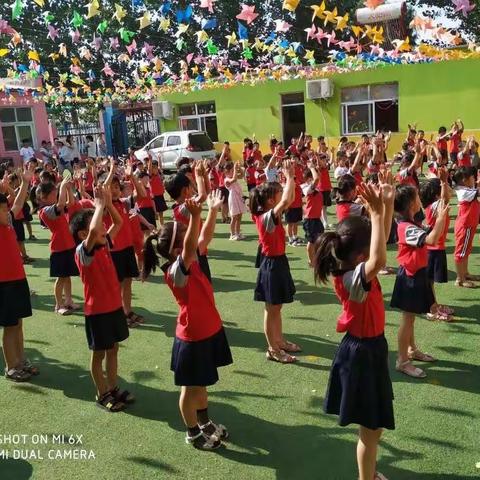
left=283, top=0, right=300, bottom=12
left=452, top=0, right=475, bottom=18
left=236, top=4, right=259, bottom=25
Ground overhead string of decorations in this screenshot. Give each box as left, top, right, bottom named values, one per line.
left=0, top=0, right=478, bottom=105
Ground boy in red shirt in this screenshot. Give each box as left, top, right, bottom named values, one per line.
left=301, top=158, right=324, bottom=266
left=38, top=178, right=80, bottom=315
left=0, top=166, right=39, bottom=382
left=70, top=185, right=132, bottom=412
left=453, top=167, right=480, bottom=288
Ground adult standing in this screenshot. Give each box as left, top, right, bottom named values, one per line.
left=96, top=133, right=107, bottom=157
left=19, top=139, right=35, bottom=165
left=85, top=135, right=98, bottom=158
left=56, top=140, right=74, bottom=175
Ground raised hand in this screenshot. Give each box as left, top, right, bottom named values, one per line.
left=184, top=198, right=203, bottom=217
left=357, top=182, right=384, bottom=216
left=93, top=185, right=106, bottom=208
left=206, top=189, right=224, bottom=210
left=283, top=159, right=295, bottom=179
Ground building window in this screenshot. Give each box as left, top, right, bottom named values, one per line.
left=341, top=83, right=398, bottom=135
left=178, top=102, right=218, bottom=142
left=0, top=107, right=35, bottom=151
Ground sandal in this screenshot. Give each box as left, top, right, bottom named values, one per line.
left=5, top=367, right=32, bottom=382
left=466, top=274, right=480, bottom=281
left=395, top=360, right=426, bottom=379
left=111, top=386, right=136, bottom=404
left=408, top=349, right=436, bottom=363
left=55, top=307, right=71, bottom=316
left=438, top=305, right=455, bottom=315
left=455, top=280, right=476, bottom=288
left=266, top=349, right=297, bottom=364
left=21, top=359, right=40, bottom=376
left=95, top=392, right=126, bottom=413
left=126, top=311, right=144, bottom=327
left=278, top=341, right=302, bottom=353
left=426, top=311, right=453, bottom=322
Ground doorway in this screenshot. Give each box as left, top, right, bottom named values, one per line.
left=281, top=93, right=306, bottom=147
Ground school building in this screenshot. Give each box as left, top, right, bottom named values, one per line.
left=157, top=58, right=480, bottom=159
left=0, top=78, right=55, bottom=166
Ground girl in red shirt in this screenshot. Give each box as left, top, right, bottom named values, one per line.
left=391, top=185, right=449, bottom=379
left=313, top=182, right=394, bottom=480
left=0, top=168, right=38, bottom=382
left=136, top=172, right=157, bottom=234
left=419, top=171, right=454, bottom=321
left=142, top=192, right=232, bottom=451
left=148, top=158, right=167, bottom=226
left=250, top=161, right=298, bottom=364
left=335, top=174, right=365, bottom=222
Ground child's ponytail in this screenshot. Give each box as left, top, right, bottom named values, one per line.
left=142, top=233, right=160, bottom=279
left=249, top=187, right=263, bottom=216
left=313, top=232, right=341, bottom=284
left=249, top=182, right=282, bottom=216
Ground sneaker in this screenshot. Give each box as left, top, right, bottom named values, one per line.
left=236, top=233, right=246, bottom=240
left=201, top=421, right=229, bottom=441
left=288, top=239, right=297, bottom=247
left=185, top=431, right=222, bottom=450
left=294, top=238, right=306, bottom=246
left=229, top=234, right=238, bottom=241
left=29, top=235, right=37, bottom=241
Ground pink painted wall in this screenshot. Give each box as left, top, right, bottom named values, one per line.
left=0, top=91, right=53, bottom=166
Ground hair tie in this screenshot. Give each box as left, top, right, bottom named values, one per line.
left=168, top=221, right=178, bottom=255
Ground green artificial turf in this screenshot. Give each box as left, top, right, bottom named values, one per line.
left=0, top=213, right=478, bottom=480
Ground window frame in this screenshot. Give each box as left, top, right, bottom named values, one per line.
left=0, top=107, right=36, bottom=151
left=340, top=83, right=398, bottom=136
left=178, top=102, right=217, bottom=141
left=166, top=135, right=181, bottom=147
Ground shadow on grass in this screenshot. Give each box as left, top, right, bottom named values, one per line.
left=126, top=456, right=179, bottom=474
left=0, top=459, right=33, bottom=479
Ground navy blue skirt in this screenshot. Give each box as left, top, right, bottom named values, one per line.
left=0, top=278, right=32, bottom=327
left=427, top=250, right=448, bottom=284
left=324, top=333, right=395, bottom=431
left=171, top=328, right=232, bottom=386
left=12, top=218, right=25, bottom=242
left=284, top=207, right=303, bottom=224
left=254, top=254, right=296, bottom=305
left=50, top=249, right=79, bottom=278
left=139, top=207, right=156, bottom=230
left=255, top=244, right=264, bottom=269
left=111, top=246, right=139, bottom=282
left=303, top=218, right=324, bottom=243
left=391, top=267, right=435, bottom=314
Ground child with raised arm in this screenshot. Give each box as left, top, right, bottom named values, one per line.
left=419, top=169, right=454, bottom=321
left=142, top=192, right=232, bottom=450
left=391, top=185, right=449, bottom=378
left=224, top=162, right=247, bottom=240
left=313, top=181, right=394, bottom=480
left=70, top=185, right=132, bottom=413
left=0, top=166, right=39, bottom=382
left=452, top=167, right=480, bottom=288
left=37, top=177, right=80, bottom=315
left=250, top=160, right=299, bottom=363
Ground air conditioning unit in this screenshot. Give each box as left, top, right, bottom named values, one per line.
left=306, top=79, right=334, bottom=100
left=152, top=101, right=174, bottom=119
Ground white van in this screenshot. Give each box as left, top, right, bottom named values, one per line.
left=134, top=130, right=217, bottom=170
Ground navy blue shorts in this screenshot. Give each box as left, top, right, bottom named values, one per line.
left=324, top=332, right=395, bottom=431
left=12, top=218, right=25, bottom=242
left=303, top=218, right=324, bottom=243
left=247, top=184, right=256, bottom=192
left=50, top=249, right=79, bottom=278
left=450, top=152, right=458, bottom=164
left=171, top=328, right=233, bottom=386
left=220, top=186, right=229, bottom=205
left=0, top=278, right=32, bottom=327
left=391, top=267, right=435, bottom=314
left=154, top=195, right=168, bottom=213
left=321, top=190, right=332, bottom=207
left=85, top=308, right=129, bottom=351
left=285, top=207, right=303, bottom=225
left=427, top=249, right=448, bottom=284
left=254, top=255, right=296, bottom=305
left=111, top=246, right=139, bottom=282
left=139, top=207, right=156, bottom=230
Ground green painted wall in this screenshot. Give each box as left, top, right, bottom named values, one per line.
left=159, top=59, right=480, bottom=158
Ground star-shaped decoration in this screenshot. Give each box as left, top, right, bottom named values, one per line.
left=283, top=0, right=300, bottom=12
left=70, top=29, right=81, bottom=43
left=311, top=1, right=326, bottom=21
left=28, top=50, right=40, bottom=62
left=236, top=4, right=259, bottom=25
left=86, top=0, right=100, bottom=19
left=138, top=11, right=151, bottom=30
left=323, top=7, right=338, bottom=26
left=102, top=63, right=115, bottom=77
left=158, top=16, right=170, bottom=32
left=195, top=30, right=209, bottom=44
left=225, top=32, right=238, bottom=47
left=97, top=20, right=108, bottom=34
left=126, top=39, right=137, bottom=55
left=304, top=49, right=315, bottom=60
left=71, top=10, right=83, bottom=28
left=206, top=39, right=218, bottom=55
left=113, top=3, right=126, bottom=23
left=275, top=20, right=292, bottom=33
left=452, top=0, right=475, bottom=18
left=200, top=0, right=215, bottom=14
left=47, top=24, right=59, bottom=41
left=335, top=13, right=349, bottom=31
